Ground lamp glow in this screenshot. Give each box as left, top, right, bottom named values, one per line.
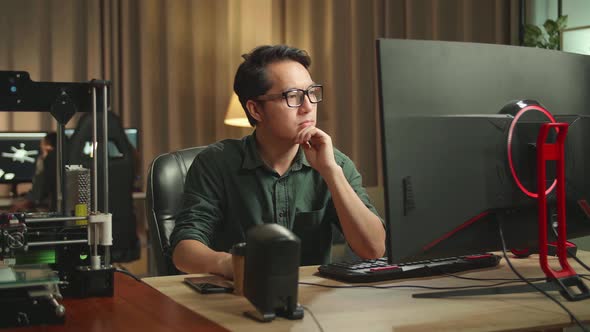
left=224, top=93, right=252, bottom=128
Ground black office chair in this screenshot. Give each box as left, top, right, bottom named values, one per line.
left=68, top=111, right=140, bottom=263
left=146, top=146, right=206, bottom=276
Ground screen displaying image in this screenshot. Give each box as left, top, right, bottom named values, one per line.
left=64, top=128, right=138, bottom=149
left=0, top=132, right=46, bottom=184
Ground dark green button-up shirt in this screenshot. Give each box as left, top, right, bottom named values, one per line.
left=170, top=132, right=382, bottom=266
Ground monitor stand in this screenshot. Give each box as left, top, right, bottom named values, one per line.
left=414, top=123, right=590, bottom=302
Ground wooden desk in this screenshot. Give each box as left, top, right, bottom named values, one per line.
left=3, top=273, right=227, bottom=332
left=143, top=252, right=590, bottom=332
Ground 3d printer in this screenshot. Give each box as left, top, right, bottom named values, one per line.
left=0, top=71, right=116, bottom=327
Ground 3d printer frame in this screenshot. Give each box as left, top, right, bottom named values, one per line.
left=0, top=70, right=115, bottom=298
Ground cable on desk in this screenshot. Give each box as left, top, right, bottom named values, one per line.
left=498, top=222, right=589, bottom=332
left=437, top=270, right=545, bottom=282
left=569, top=252, right=590, bottom=273
left=299, top=280, right=524, bottom=290
left=114, top=266, right=142, bottom=282
left=301, top=305, right=325, bottom=332
left=550, top=225, right=590, bottom=273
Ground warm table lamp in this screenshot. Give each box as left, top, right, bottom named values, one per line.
left=224, top=93, right=251, bottom=127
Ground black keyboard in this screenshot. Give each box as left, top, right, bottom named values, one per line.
left=318, top=254, right=502, bottom=283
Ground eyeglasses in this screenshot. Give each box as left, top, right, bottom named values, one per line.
left=255, top=84, right=323, bottom=108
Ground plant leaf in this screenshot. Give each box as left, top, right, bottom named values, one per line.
left=556, top=15, right=568, bottom=30
left=524, top=35, right=539, bottom=47
left=524, top=24, right=543, bottom=46
left=523, top=16, right=567, bottom=50
left=544, top=19, right=558, bottom=35
left=549, top=35, right=560, bottom=49
left=525, top=24, right=543, bottom=36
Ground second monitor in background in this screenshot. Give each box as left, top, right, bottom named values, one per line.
left=0, top=132, right=46, bottom=192
left=64, top=128, right=138, bottom=159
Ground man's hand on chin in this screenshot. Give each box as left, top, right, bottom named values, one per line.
left=295, top=126, right=338, bottom=175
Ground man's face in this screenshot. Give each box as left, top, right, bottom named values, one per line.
left=254, top=60, right=317, bottom=141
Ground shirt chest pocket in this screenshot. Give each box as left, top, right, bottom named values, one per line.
left=293, top=209, right=326, bottom=232
left=292, top=208, right=332, bottom=265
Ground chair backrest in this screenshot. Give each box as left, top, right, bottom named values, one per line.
left=146, top=146, right=206, bottom=276
left=68, top=111, right=140, bottom=262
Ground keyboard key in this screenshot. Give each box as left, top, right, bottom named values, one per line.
left=369, top=265, right=400, bottom=272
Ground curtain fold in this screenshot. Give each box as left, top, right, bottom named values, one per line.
left=0, top=0, right=520, bottom=190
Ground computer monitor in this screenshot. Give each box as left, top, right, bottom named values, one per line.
left=0, top=132, right=46, bottom=184
left=123, top=128, right=138, bottom=150
left=376, top=39, right=590, bottom=264
left=63, top=127, right=138, bottom=159
left=64, top=128, right=138, bottom=149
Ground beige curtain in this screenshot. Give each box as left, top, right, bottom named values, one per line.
left=0, top=0, right=102, bottom=131
left=0, top=0, right=519, bottom=191
left=284, top=0, right=519, bottom=185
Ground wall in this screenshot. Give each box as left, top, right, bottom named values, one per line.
left=563, top=0, right=590, bottom=28
left=529, top=0, right=590, bottom=250
left=562, top=0, right=590, bottom=55
left=528, top=0, right=590, bottom=27
left=527, top=0, right=557, bottom=26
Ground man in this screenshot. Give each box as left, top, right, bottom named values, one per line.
left=171, top=45, right=385, bottom=279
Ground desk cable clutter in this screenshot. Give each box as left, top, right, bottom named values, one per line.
left=0, top=71, right=115, bottom=328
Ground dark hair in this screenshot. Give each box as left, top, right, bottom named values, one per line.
left=233, top=45, right=311, bottom=126
left=44, top=132, right=57, bottom=147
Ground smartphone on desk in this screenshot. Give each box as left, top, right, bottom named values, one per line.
left=184, top=276, right=234, bottom=294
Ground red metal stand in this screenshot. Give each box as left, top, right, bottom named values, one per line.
left=536, top=123, right=588, bottom=301
left=536, top=123, right=572, bottom=277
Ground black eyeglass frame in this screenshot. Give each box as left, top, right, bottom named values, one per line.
left=254, top=84, right=323, bottom=108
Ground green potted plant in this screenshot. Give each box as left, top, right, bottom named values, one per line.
left=523, top=15, right=568, bottom=50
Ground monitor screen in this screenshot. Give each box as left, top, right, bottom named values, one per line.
left=0, top=132, right=46, bottom=184
left=123, top=128, right=138, bottom=150
left=377, top=39, right=590, bottom=264
left=64, top=128, right=138, bottom=149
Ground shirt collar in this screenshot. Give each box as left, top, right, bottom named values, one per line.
left=242, top=132, right=265, bottom=170
left=292, top=146, right=311, bottom=170
left=241, top=131, right=311, bottom=171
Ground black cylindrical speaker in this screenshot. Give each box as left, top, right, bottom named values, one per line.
left=243, top=223, right=303, bottom=322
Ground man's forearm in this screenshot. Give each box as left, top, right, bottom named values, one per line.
left=172, top=239, right=233, bottom=279
left=321, top=166, right=386, bottom=259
